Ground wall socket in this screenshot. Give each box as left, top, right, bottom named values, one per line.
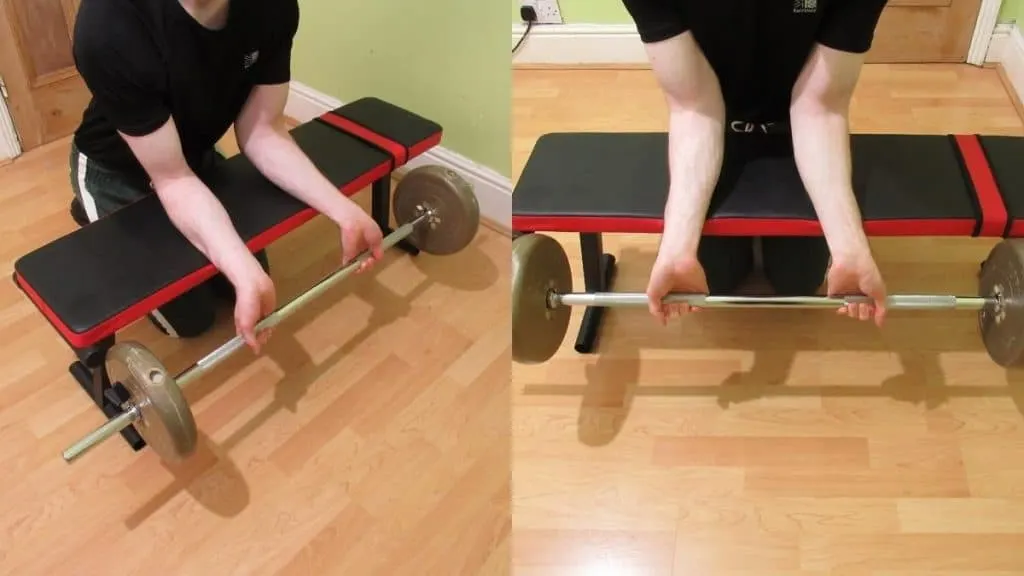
left=521, top=0, right=563, bottom=24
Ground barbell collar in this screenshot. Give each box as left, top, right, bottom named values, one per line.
left=552, top=292, right=995, bottom=311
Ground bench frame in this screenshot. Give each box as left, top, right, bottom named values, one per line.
left=60, top=175, right=418, bottom=452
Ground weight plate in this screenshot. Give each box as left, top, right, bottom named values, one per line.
left=393, top=165, right=480, bottom=255
left=979, top=239, right=1024, bottom=367
left=106, top=342, right=197, bottom=462
left=512, top=234, right=573, bottom=364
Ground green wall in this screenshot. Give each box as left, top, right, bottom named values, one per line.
left=291, top=0, right=511, bottom=177
left=1001, top=0, right=1024, bottom=23
left=556, top=0, right=630, bottom=23
left=554, top=0, right=1024, bottom=24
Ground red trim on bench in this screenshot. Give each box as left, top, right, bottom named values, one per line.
left=16, top=161, right=393, bottom=350
left=318, top=111, right=409, bottom=166
left=954, top=134, right=1008, bottom=237
left=410, top=131, right=443, bottom=160
left=510, top=215, right=977, bottom=237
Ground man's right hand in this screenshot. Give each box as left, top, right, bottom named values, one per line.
left=646, top=247, right=709, bottom=325
left=231, top=259, right=277, bottom=353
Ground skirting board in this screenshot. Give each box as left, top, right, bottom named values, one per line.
left=0, top=94, right=21, bottom=163
left=988, top=24, right=1024, bottom=109
left=512, top=24, right=647, bottom=67
left=284, top=81, right=512, bottom=234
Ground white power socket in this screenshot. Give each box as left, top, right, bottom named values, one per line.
left=521, top=0, right=563, bottom=24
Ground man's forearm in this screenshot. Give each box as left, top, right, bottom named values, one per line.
left=662, top=98, right=725, bottom=254
left=241, top=124, right=353, bottom=222
left=154, top=175, right=263, bottom=284
left=790, top=102, right=870, bottom=260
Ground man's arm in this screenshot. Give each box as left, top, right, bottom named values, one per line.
left=644, top=32, right=725, bottom=256
left=790, top=0, right=888, bottom=262
left=789, top=44, right=869, bottom=261
left=71, top=7, right=265, bottom=287
left=120, top=121, right=269, bottom=286
left=233, top=83, right=358, bottom=225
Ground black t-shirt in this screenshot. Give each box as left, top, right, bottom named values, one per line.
left=71, top=0, right=299, bottom=182
left=621, top=0, right=888, bottom=122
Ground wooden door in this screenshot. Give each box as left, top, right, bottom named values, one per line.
left=867, top=0, right=983, bottom=63
left=0, top=0, right=90, bottom=153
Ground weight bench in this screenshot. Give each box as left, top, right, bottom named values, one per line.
left=511, top=131, right=1024, bottom=355
left=13, top=97, right=442, bottom=452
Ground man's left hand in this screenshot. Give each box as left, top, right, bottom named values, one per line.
left=330, top=199, right=384, bottom=272
left=826, top=251, right=887, bottom=326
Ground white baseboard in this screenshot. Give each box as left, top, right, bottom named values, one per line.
left=988, top=24, right=1024, bottom=107
left=0, top=95, right=21, bottom=162
left=512, top=23, right=645, bottom=66
left=284, top=82, right=512, bottom=233
left=512, top=20, right=1020, bottom=74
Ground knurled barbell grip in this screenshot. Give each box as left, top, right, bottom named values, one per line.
left=553, top=293, right=995, bottom=310
left=61, top=213, right=428, bottom=463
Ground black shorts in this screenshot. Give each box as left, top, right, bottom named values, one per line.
left=68, top=143, right=271, bottom=339
left=699, top=126, right=831, bottom=296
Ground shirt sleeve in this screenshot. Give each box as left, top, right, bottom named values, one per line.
left=816, top=0, right=889, bottom=54
left=251, top=0, right=300, bottom=85
left=72, top=6, right=170, bottom=138
left=621, top=0, right=688, bottom=44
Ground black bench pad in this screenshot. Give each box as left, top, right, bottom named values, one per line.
left=511, top=131, right=1024, bottom=238
left=14, top=97, right=442, bottom=349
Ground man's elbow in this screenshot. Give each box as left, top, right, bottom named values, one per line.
left=790, top=88, right=851, bottom=120
left=236, top=109, right=288, bottom=151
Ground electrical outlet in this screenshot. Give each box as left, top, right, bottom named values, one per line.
left=520, top=0, right=562, bottom=24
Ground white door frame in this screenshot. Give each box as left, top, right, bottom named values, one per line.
left=0, top=89, right=21, bottom=162
left=968, top=0, right=1006, bottom=65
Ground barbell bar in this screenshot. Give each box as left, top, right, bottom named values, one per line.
left=511, top=233, right=1024, bottom=366
left=553, top=292, right=993, bottom=310
left=62, top=165, right=480, bottom=464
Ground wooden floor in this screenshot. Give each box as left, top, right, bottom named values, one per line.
left=511, top=66, right=1024, bottom=574
left=0, top=130, right=511, bottom=574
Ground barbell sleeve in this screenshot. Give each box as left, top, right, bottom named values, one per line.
left=552, top=292, right=995, bottom=311
left=61, top=213, right=426, bottom=463
left=61, top=405, right=141, bottom=463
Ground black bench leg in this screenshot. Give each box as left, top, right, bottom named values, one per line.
left=574, top=232, right=617, bottom=354
left=372, top=176, right=419, bottom=256
left=68, top=336, right=146, bottom=452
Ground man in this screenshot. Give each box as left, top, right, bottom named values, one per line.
left=70, top=0, right=384, bottom=353
left=621, top=0, right=890, bottom=326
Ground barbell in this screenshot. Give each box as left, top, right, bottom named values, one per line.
left=511, top=233, right=1024, bottom=366
left=63, top=165, right=480, bottom=464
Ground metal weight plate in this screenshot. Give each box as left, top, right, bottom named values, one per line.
left=106, top=342, right=198, bottom=462
left=512, top=234, right=573, bottom=364
left=393, top=165, right=480, bottom=255
left=979, top=239, right=1024, bottom=367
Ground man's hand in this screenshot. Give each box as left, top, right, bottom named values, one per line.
left=332, top=199, right=384, bottom=271
left=233, top=260, right=277, bottom=353
left=826, top=253, right=887, bottom=325
left=646, top=249, right=709, bottom=324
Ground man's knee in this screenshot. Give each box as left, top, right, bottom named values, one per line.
left=147, top=287, right=217, bottom=339
left=699, top=236, right=755, bottom=294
